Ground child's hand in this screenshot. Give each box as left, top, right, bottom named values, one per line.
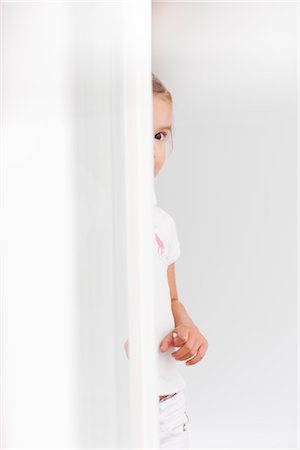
left=124, top=338, right=129, bottom=359
left=160, top=323, right=208, bottom=366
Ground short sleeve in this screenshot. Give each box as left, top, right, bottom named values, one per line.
left=166, top=215, right=181, bottom=265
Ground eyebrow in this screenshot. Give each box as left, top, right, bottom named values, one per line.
left=157, top=125, right=172, bottom=132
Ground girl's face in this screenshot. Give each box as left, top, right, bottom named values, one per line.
left=153, top=95, right=173, bottom=177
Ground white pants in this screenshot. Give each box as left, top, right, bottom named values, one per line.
left=158, top=390, right=189, bottom=449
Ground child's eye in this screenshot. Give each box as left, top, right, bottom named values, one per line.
left=154, top=131, right=168, bottom=142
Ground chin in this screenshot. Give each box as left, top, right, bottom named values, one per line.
left=154, top=165, right=163, bottom=176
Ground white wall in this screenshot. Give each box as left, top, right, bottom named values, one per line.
left=153, top=2, right=298, bottom=448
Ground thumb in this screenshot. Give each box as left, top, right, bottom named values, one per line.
left=172, top=329, right=187, bottom=347
left=159, top=331, right=174, bottom=352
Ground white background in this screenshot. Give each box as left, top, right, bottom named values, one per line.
left=153, top=2, right=298, bottom=448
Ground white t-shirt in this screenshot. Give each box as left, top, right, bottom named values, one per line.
left=153, top=189, right=186, bottom=396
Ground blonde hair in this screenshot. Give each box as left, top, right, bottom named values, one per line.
left=152, top=72, right=173, bottom=104
left=152, top=72, right=174, bottom=152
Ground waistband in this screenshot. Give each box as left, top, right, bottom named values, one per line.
left=159, top=392, right=177, bottom=402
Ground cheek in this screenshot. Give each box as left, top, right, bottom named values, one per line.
left=158, top=144, right=166, bottom=158
left=157, top=153, right=165, bottom=167
left=160, top=148, right=166, bottom=162
left=153, top=142, right=166, bottom=165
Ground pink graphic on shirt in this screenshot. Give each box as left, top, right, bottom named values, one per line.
left=155, top=233, right=165, bottom=256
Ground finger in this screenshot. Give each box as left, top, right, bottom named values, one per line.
left=172, top=341, right=197, bottom=360
left=186, top=342, right=208, bottom=366
left=173, top=331, right=188, bottom=347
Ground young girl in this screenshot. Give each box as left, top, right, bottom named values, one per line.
left=124, top=73, right=208, bottom=449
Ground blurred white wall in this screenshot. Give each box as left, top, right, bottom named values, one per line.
left=152, top=2, right=298, bottom=448
left=1, top=2, right=131, bottom=448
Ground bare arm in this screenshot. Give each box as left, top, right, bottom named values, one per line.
left=167, top=262, right=197, bottom=328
